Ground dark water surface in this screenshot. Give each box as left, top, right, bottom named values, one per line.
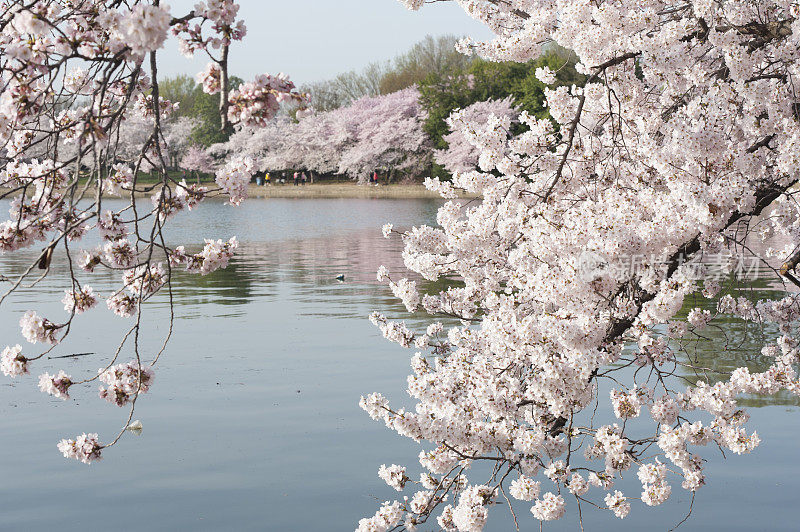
left=0, top=198, right=796, bottom=531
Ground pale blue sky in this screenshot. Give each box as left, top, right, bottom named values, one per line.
left=159, top=0, right=493, bottom=85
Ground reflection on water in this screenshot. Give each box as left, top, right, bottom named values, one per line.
left=0, top=198, right=796, bottom=531
left=671, top=272, right=800, bottom=407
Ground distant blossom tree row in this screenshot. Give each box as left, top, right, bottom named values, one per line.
left=112, top=85, right=517, bottom=184
left=212, top=87, right=515, bottom=183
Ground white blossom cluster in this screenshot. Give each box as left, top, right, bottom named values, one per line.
left=215, top=157, right=254, bottom=205
left=38, top=370, right=73, bottom=400
left=173, top=0, right=246, bottom=57
left=197, top=62, right=222, bottom=95
left=98, top=361, right=155, bottom=407
left=123, top=263, right=167, bottom=298
left=57, top=433, right=102, bottom=464
left=0, top=344, right=28, bottom=377
left=378, top=464, right=408, bottom=492
left=509, top=475, right=539, bottom=501
left=102, top=164, right=134, bottom=196
left=227, top=73, right=305, bottom=127
left=117, top=3, right=171, bottom=56
left=171, top=237, right=239, bottom=275
left=62, top=286, right=98, bottom=314
left=356, top=500, right=404, bottom=531
left=19, top=311, right=60, bottom=345
left=106, top=292, right=138, bottom=318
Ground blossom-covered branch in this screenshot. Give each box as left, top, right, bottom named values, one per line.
left=0, top=0, right=296, bottom=463
left=360, top=1, right=800, bottom=530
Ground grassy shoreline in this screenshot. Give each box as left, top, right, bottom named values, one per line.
left=245, top=182, right=464, bottom=199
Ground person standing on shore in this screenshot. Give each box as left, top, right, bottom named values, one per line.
left=293, top=171, right=298, bottom=186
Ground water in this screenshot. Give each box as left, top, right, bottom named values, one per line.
left=0, top=198, right=797, bottom=531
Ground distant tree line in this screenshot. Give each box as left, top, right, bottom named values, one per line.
left=157, top=74, right=243, bottom=147
left=300, top=35, right=473, bottom=112
left=152, top=35, right=583, bottom=181
left=418, top=44, right=584, bottom=178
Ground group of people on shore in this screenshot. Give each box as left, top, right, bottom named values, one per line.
left=251, top=170, right=387, bottom=186
left=254, top=171, right=314, bottom=186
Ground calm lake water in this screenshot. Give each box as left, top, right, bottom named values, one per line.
left=0, top=197, right=797, bottom=531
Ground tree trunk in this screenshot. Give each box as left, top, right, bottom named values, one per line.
left=219, top=43, right=231, bottom=133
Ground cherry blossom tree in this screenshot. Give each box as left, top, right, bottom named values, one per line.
left=336, top=88, right=431, bottom=182
left=435, top=96, right=518, bottom=174
left=296, top=111, right=354, bottom=175
left=360, top=1, right=800, bottom=530
left=180, top=145, right=216, bottom=183
left=163, top=116, right=200, bottom=168
left=219, top=87, right=430, bottom=182
left=110, top=114, right=197, bottom=171
left=215, top=116, right=308, bottom=173
left=0, top=0, right=304, bottom=463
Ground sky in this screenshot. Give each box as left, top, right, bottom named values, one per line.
left=159, top=0, right=494, bottom=86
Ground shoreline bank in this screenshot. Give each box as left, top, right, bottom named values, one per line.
left=245, top=182, right=470, bottom=199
